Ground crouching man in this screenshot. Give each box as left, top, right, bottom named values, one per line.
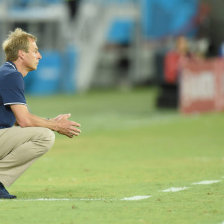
left=0, top=28, right=81, bottom=199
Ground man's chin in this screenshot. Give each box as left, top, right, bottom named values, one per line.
left=29, top=66, right=37, bottom=71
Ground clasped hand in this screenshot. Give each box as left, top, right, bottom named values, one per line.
left=53, top=114, right=81, bottom=138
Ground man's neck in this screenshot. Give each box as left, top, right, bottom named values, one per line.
left=13, top=60, right=28, bottom=77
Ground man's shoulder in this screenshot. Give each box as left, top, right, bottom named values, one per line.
left=0, top=67, right=23, bottom=89
left=0, top=64, right=22, bottom=81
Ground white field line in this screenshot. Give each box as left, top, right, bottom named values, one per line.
left=14, top=198, right=108, bottom=202
left=121, top=195, right=152, bottom=201
left=161, top=187, right=189, bottom=193
left=14, top=196, right=152, bottom=202
left=192, top=180, right=221, bottom=185
left=13, top=197, right=151, bottom=202
left=5, top=178, right=223, bottom=202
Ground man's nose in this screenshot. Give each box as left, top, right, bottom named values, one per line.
left=38, top=52, right=42, bottom=59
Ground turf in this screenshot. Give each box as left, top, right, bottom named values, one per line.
left=1, top=87, right=224, bottom=224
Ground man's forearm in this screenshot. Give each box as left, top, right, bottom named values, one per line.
left=18, top=113, right=59, bottom=132
left=11, top=104, right=81, bottom=138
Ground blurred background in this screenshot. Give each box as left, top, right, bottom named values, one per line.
left=0, top=0, right=222, bottom=113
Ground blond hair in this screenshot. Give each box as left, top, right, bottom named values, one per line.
left=2, top=28, right=37, bottom=62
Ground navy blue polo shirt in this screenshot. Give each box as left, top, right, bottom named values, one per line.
left=0, top=61, right=26, bottom=129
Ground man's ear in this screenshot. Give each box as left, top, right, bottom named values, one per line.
left=18, top=50, right=25, bottom=59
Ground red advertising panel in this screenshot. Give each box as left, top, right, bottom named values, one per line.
left=179, top=58, right=224, bottom=114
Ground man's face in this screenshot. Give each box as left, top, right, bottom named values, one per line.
left=23, top=38, right=42, bottom=71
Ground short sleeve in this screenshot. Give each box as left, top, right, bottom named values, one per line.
left=0, top=72, right=26, bottom=106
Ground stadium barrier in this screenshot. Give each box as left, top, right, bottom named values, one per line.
left=60, top=45, right=77, bottom=94
left=179, top=58, right=224, bottom=114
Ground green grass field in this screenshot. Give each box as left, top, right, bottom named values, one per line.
left=1, top=87, right=224, bottom=224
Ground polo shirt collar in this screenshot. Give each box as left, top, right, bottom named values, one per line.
left=6, top=61, right=17, bottom=71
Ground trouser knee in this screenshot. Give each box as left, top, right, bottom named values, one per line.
left=33, top=128, right=55, bottom=157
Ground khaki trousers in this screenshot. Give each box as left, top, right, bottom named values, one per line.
left=0, top=126, right=55, bottom=187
